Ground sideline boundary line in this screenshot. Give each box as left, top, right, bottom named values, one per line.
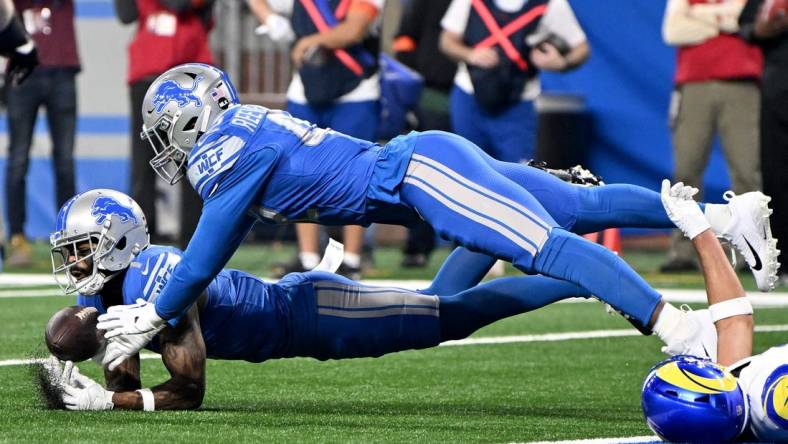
left=3, top=324, right=787, bottom=368
left=521, top=436, right=659, bottom=444
left=3, top=277, right=788, bottom=308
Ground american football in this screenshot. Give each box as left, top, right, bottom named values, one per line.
left=44, top=305, right=102, bottom=362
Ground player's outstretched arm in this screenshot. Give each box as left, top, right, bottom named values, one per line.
left=661, top=179, right=754, bottom=366
left=111, top=305, right=206, bottom=410
left=104, top=353, right=141, bottom=392
left=692, top=230, right=753, bottom=366
left=97, top=147, right=279, bottom=371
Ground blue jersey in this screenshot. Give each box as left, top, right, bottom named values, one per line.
left=153, top=105, right=420, bottom=320
left=77, top=245, right=305, bottom=362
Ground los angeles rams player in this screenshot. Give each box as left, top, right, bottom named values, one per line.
left=99, top=62, right=777, bottom=372
left=645, top=180, right=787, bottom=442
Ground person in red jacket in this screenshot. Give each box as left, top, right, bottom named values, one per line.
left=114, top=0, right=214, bottom=246
left=660, top=0, right=765, bottom=273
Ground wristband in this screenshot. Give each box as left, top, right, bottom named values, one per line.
left=709, top=298, right=753, bottom=323
left=136, top=388, right=155, bottom=411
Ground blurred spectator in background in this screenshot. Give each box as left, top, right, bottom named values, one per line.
left=249, top=0, right=384, bottom=279
left=391, top=0, right=455, bottom=268
left=739, top=0, right=788, bottom=285
left=439, top=0, right=588, bottom=163
left=5, top=0, right=79, bottom=267
left=660, top=0, right=763, bottom=273
left=1, top=0, right=37, bottom=268
left=115, top=0, right=214, bottom=247
left=1, top=0, right=39, bottom=86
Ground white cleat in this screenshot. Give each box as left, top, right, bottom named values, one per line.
left=660, top=307, right=718, bottom=361
left=717, top=191, right=780, bottom=292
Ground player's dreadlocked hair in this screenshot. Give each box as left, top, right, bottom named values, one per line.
left=28, top=355, right=66, bottom=410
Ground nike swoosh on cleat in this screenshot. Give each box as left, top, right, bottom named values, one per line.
left=744, top=237, right=763, bottom=271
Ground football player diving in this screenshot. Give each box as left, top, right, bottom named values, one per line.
left=98, top=63, right=778, bottom=374
left=642, top=181, right=787, bottom=442
left=42, top=184, right=751, bottom=412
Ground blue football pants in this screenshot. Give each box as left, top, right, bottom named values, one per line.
left=301, top=271, right=586, bottom=359
left=399, top=131, right=662, bottom=326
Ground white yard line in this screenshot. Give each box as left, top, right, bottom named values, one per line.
left=0, top=274, right=58, bottom=286
left=440, top=324, right=788, bottom=347
left=3, top=324, right=787, bottom=368
left=521, top=436, right=659, bottom=444
left=0, top=352, right=160, bottom=368
left=0, top=289, right=65, bottom=298
left=2, top=277, right=788, bottom=307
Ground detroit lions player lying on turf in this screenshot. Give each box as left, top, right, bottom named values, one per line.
left=643, top=181, right=787, bottom=442
left=44, top=187, right=738, bottom=411
left=97, top=62, right=778, bottom=372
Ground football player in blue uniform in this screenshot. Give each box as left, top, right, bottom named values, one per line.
left=99, top=62, right=777, bottom=372
left=42, top=189, right=604, bottom=410
left=46, top=185, right=773, bottom=415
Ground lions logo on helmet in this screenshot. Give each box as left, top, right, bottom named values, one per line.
left=91, top=196, right=139, bottom=225
left=642, top=355, right=748, bottom=443
left=151, top=75, right=204, bottom=114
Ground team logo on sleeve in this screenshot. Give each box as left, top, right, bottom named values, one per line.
left=762, top=365, right=788, bottom=428
left=152, top=75, right=204, bottom=113
left=91, top=197, right=138, bottom=225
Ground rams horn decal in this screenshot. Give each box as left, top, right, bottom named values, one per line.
left=656, top=361, right=738, bottom=394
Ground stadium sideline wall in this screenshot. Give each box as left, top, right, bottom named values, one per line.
left=0, top=0, right=733, bottom=240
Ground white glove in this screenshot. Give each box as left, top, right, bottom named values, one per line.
left=60, top=361, right=115, bottom=411
left=256, top=13, right=295, bottom=44
left=660, top=179, right=710, bottom=240
left=97, top=298, right=166, bottom=371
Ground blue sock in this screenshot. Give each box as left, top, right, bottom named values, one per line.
left=533, top=229, right=662, bottom=326
left=439, top=275, right=587, bottom=341
left=571, top=184, right=674, bottom=234
left=482, top=155, right=703, bottom=234
left=421, top=248, right=496, bottom=296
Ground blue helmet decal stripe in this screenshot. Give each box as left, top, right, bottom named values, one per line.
left=219, top=70, right=240, bottom=103
left=56, top=194, right=81, bottom=232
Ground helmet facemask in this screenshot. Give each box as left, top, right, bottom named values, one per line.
left=142, top=114, right=189, bottom=185
left=50, top=223, right=116, bottom=295
left=141, top=106, right=213, bottom=185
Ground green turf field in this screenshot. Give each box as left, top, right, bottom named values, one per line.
left=1, top=242, right=785, bottom=442
left=1, top=288, right=786, bottom=442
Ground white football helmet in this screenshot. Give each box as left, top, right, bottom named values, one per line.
left=50, top=189, right=149, bottom=295
left=140, top=63, right=239, bottom=185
